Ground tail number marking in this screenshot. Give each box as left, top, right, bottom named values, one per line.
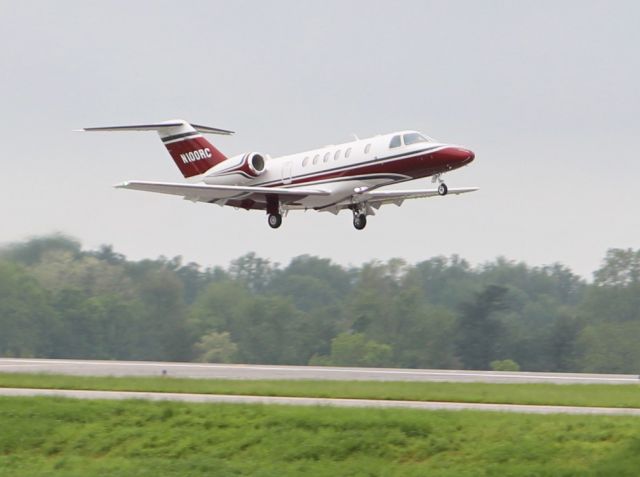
left=180, top=148, right=212, bottom=164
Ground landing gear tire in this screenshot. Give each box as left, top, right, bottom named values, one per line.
left=438, top=183, right=448, bottom=196
left=268, top=213, right=282, bottom=229
left=353, top=214, right=367, bottom=230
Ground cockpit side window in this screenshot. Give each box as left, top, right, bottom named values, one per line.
left=389, top=135, right=402, bottom=148
left=403, top=133, right=429, bottom=145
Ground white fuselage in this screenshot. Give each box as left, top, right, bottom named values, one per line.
left=199, top=131, right=459, bottom=211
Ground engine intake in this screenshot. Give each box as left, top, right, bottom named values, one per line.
left=247, top=153, right=266, bottom=176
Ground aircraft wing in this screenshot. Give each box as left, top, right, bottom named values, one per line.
left=116, top=181, right=330, bottom=207
left=357, top=187, right=479, bottom=207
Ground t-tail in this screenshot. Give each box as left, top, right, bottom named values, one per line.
left=79, top=120, right=234, bottom=178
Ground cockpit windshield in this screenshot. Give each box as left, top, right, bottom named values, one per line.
left=403, top=132, right=431, bottom=145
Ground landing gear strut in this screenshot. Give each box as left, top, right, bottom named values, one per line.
left=266, top=195, right=283, bottom=229
left=268, top=213, right=282, bottom=229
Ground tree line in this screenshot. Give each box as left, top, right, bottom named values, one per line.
left=1, top=235, right=639, bottom=374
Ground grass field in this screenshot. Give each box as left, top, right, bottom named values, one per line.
left=0, top=396, right=639, bottom=476
left=1, top=373, right=639, bottom=408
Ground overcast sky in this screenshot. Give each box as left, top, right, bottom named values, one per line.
left=1, top=1, right=639, bottom=277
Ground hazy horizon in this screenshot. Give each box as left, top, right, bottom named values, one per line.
left=0, top=231, right=619, bottom=281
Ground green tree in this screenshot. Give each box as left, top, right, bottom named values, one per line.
left=582, top=248, right=640, bottom=324
left=576, top=322, right=640, bottom=373
left=1, top=234, right=81, bottom=266
left=187, top=280, right=250, bottom=340
left=193, top=331, right=238, bottom=363
left=188, top=281, right=319, bottom=364
left=0, top=262, right=55, bottom=357
left=229, top=253, right=276, bottom=293
left=132, top=268, right=190, bottom=361
left=233, top=296, right=315, bottom=364
left=545, top=313, right=582, bottom=371
left=346, top=260, right=407, bottom=340
left=405, top=255, right=477, bottom=309
left=490, top=359, right=520, bottom=371
left=316, top=332, right=392, bottom=367
left=455, top=285, right=509, bottom=370
left=267, top=255, right=353, bottom=312
left=593, top=249, right=640, bottom=287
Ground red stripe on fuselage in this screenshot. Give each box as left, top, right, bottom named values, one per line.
left=261, top=146, right=474, bottom=188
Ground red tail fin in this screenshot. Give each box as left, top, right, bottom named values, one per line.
left=80, top=120, right=234, bottom=179
left=159, top=124, right=228, bottom=178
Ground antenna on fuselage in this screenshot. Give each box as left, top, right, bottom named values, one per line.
left=351, top=133, right=359, bottom=140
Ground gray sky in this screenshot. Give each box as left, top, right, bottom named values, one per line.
left=1, top=1, right=639, bottom=277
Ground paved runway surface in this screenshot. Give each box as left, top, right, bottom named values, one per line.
left=1, top=387, right=639, bottom=416
left=1, top=358, right=639, bottom=384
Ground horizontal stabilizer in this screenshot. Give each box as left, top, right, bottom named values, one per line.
left=78, top=121, right=234, bottom=135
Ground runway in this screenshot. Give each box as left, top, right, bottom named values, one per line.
left=0, top=387, right=639, bottom=416
left=1, top=358, right=639, bottom=384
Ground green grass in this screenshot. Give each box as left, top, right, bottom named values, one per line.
left=0, top=372, right=639, bottom=408
left=0, top=396, right=639, bottom=476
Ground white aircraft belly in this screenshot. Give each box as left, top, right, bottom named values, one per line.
left=289, top=178, right=393, bottom=210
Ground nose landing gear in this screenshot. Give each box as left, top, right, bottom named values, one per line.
left=433, top=173, right=448, bottom=196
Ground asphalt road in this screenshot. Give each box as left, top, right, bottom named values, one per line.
left=0, top=387, right=639, bottom=416
left=1, top=358, right=639, bottom=384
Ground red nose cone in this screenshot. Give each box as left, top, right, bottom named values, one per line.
left=465, top=148, right=475, bottom=162
left=454, top=147, right=475, bottom=164
left=432, top=147, right=475, bottom=167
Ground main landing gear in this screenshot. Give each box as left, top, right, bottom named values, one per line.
left=266, top=195, right=283, bottom=229
left=353, top=213, right=367, bottom=230
left=350, top=204, right=368, bottom=230
left=268, top=213, right=282, bottom=229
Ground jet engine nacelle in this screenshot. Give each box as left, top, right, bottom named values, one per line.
left=205, top=152, right=268, bottom=185
left=244, top=152, right=267, bottom=177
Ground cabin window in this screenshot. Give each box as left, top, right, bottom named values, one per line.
left=323, top=152, right=330, bottom=163
left=389, top=135, right=401, bottom=148
left=364, top=144, right=371, bottom=154
left=403, top=133, right=429, bottom=145
left=302, top=156, right=309, bottom=167
left=334, top=150, right=341, bottom=160
left=345, top=147, right=352, bottom=158
left=313, top=154, right=320, bottom=165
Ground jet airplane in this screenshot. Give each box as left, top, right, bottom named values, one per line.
left=80, top=120, right=477, bottom=229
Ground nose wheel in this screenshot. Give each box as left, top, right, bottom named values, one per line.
left=432, top=173, right=448, bottom=196
left=268, top=213, right=282, bottom=229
